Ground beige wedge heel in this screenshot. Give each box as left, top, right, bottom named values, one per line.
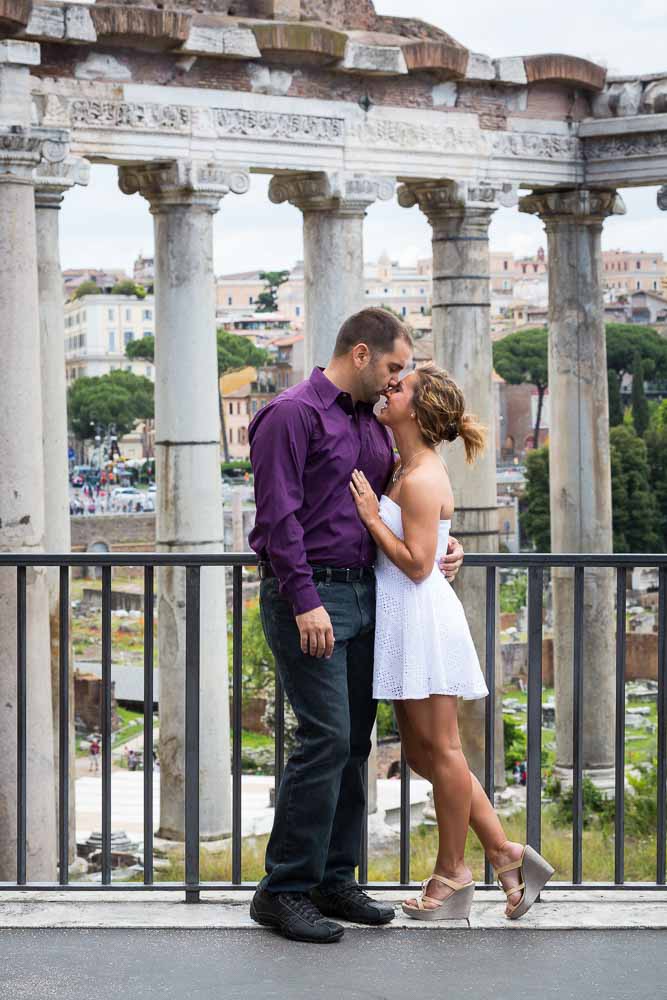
left=495, top=844, right=555, bottom=920
left=401, top=873, right=475, bottom=921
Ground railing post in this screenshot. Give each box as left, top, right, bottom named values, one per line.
left=143, top=565, right=154, bottom=885
left=526, top=566, right=544, bottom=855
left=232, top=564, right=243, bottom=885
left=185, top=565, right=201, bottom=903
left=614, top=567, right=627, bottom=885
left=16, top=566, right=27, bottom=886
left=101, top=565, right=112, bottom=885
left=58, top=565, right=70, bottom=884
left=484, top=564, right=496, bottom=885
left=657, top=566, right=666, bottom=885
left=572, top=565, right=585, bottom=883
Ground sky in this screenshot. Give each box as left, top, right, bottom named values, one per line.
left=59, top=1, right=667, bottom=276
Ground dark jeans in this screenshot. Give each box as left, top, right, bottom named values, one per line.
left=258, top=574, right=377, bottom=894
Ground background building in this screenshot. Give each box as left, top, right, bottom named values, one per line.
left=65, top=294, right=155, bottom=384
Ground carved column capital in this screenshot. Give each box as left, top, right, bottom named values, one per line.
left=34, top=156, right=90, bottom=209
left=0, top=125, right=69, bottom=184
left=269, top=171, right=395, bottom=215
left=658, top=185, right=667, bottom=211
left=519, top=187, right=626, bottom=226
left=118, top=159, right=250, bottom=212
left=398, top=178, right=517, bottom=225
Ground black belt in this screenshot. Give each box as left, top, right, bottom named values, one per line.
left=258, top=561, right=374, bottom=584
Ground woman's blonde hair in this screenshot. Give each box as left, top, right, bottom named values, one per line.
left=411, top=362, right=486, bottom=464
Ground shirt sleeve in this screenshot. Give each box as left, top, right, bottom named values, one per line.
left=249, top=399, right=322, bottom=616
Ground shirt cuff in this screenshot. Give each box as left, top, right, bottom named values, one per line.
left=288, top=580, right=323, bottom=617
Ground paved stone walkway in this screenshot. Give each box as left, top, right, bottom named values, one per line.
left=0, top=925, right=665, bottom=999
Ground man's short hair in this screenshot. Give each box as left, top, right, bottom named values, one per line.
left=333, top=307, right=413, bottom=358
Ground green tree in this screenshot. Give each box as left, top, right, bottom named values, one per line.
left=256, top=270, right=290, bottom=313
left=631, top=349, right=650, bottom=436
left=111, top=279, right=147, bottom=299
left=67, top=370, right=154, bottom=441
left=217, top=329, right=269, bottom=372
left=609, top=425, right=659, bottom=552
left=72, top=279, right=100, bottom=300
left=217, top=328, right=270, bottom=463
left=493, top=327, right=548, bottom=449
left=645, top=400, right=667, bottom=550
left=520, top=446, right=551, bottom=551
left=608, top=369, right=623, bottom=426
left=125, top=334, right=154, bottom=362
left=605, top=324, right=667, bottom=383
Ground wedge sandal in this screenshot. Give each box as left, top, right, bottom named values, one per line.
left=495, top=844, right=555, bottom=920
left=401, top=873, right=475, bottom=921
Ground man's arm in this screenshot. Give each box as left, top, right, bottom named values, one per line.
left=250, top=398, right=320, bottom=615
left=250, top=400, right=335, bottom=658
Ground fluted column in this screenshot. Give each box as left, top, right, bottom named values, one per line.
left=0, top=59, right=70, bottom=874
left=34, top=156, right=90, bottom=867
left=119, top=160, right=250, bottom=840
left=520, top=187, right=626, bottom=790
left=399, top=179, right=516, bottom=789
left=269, top=172, right=394, bottom=369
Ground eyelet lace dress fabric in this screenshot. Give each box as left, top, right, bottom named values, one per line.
left=373, top=495, right=489, bottom=701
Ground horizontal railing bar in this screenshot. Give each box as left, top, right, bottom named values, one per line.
left=2, top=880, right=667, bottom=893
left=1, top=552, right=667, bottom=568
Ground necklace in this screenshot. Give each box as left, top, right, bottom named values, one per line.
left=390, top=448, right=431, bottom=487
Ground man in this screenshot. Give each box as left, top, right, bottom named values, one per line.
left=248, top=308, right=465, bottom=943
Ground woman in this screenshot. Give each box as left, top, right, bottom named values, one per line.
left=349, top=362, right=553, bottom=921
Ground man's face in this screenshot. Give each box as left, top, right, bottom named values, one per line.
left=357, top=338, right=413, bottom=405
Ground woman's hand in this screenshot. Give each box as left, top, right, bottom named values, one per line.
left=349, top=469, right=380, bottom=526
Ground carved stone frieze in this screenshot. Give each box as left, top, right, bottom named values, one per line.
left=269, top=170, right=394, bottom=213
left=583, top=130, right=667, bottom=161
left=34, top=91, right=583, bottom=168
left=214, top=107, right=344, bottom=143
left=519, top=188, right=626, bottom=224
left=118, top=159, right=250, bottom=210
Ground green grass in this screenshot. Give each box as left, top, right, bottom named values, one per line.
left=135, top=809, right=660, bottom=886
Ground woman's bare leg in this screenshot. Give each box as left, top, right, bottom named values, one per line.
left=395, top=696, right=472, bottom=907
left=394, top=701, right=524, bottom=913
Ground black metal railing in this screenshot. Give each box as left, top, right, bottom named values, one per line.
left=1, top=551, right=666, bottom=897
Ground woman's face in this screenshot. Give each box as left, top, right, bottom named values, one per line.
left=377, top=371, right=418, bottom=427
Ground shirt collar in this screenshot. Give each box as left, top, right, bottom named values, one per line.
left=309, top=366, right=376, bottom=415
left=309, top=366, right=349, bottom=410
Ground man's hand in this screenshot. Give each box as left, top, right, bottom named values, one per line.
left=295, top=605, right=335, bottom=659
left=439, top=534, right=464, bottom=582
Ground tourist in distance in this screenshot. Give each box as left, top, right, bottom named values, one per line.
left=248, top=307, right=551, bottom=943
left=349, top=362, right=554, bottom=920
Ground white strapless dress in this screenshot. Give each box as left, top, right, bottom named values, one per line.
left=373, top=494, right=489, bottom=701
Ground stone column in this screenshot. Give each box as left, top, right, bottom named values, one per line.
left=520, top=188, right=625, bottom=791
left=269, top=172, right=394, bottom=370
left=399, top=179, right=515, bottom=790
left=0, top=41, right=70, bottom=879
left=34, top=156, right=90, bottom=867
left=119, top=160, right=249, bottom=841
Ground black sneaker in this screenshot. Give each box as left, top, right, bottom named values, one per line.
left=250, top=888, right=344, bottom=943
left=310, top=883, right=396, bottom=925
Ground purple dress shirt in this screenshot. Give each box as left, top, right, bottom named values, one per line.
left=248, top=367, right=395, bottom=615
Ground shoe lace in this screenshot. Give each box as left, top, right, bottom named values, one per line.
left=280, top=892, right=325, bottom=922
left=330, top=883, right=369, bottom=902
